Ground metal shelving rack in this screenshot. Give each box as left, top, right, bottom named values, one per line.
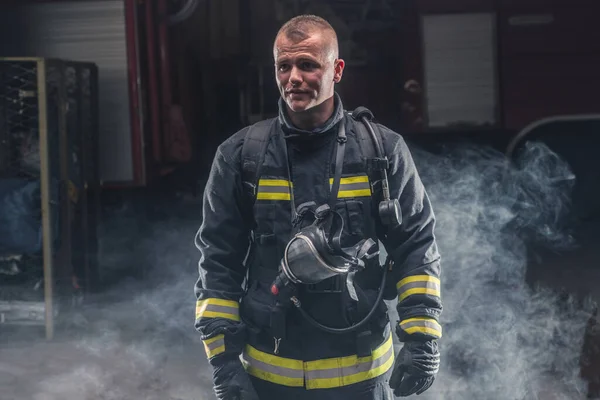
left=0, top=57, right=100, bottom=339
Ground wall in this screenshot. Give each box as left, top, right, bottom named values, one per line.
left=498, top=1, right=600, bottom=129
left=0, top=6, right=30, bottom=57
left=169, top=0, right=409, bottom=175
left=1, top=1, right=139, bottom=186
left=410, top=0, right=600, bottom=132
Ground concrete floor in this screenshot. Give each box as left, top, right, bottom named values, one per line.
left=0, top=295, right=591, bottom=400
left=0, top=282, right=215, bottom=400
left=0, top=333, right=212, bottom=400
left=0, top=198, right=216, bottom=400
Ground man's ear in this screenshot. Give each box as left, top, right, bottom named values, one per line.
left=333, top=58, right=345, bottom=83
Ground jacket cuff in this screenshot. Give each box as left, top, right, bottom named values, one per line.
left=201, top=324, right=247, bottom=366
left=395, top=315, right=442, bottom=342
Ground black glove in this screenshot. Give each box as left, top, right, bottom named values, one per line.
left=212, top=355, right=259, bottom=400
left=389, top=340, right=440, bottom=397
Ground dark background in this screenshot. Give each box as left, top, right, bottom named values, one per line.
left=0, top=1, right=599, bottom=399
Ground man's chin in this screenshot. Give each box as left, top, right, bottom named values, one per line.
left=286, top=100, right=314, bottom=113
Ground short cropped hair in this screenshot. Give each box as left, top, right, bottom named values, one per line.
left=276, top=14, right=339, bottom=56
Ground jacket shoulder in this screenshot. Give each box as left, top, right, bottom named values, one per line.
left=216, top=117, right=278, bottom=165
left=373, top=122, right=404, bottom=141
left=373, top=122, right=411, bottom=157
left=345, top=111, right=404, bottom=145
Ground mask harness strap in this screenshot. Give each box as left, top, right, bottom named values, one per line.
left=330, top=122, right=346, bottom=208
left=283, top=135, right=297, bottom=225
left=286, top=121, right=390, bottom=334
left=314, top=121, right=347, bottom=252
left=328, top=122, right=347, bottom=253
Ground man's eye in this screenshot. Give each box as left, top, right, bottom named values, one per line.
left=301, top=62, right=315, bottom=70
left=278, top=64, right=289, bottom=72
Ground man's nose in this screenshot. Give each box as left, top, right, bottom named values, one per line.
left=289, top=66, right=302, bottom=85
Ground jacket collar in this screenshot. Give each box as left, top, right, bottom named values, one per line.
left=278, top=92, right=344, bottom=139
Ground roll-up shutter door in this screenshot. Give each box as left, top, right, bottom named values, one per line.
left=24, top=1, right=134, bottom=183
left=422, top=13, right=497, bottom=128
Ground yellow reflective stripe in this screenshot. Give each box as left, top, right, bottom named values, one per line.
left=195, top=298, right=240, bottom=321
left=257, top=179, right=292, bottom=201
left=396, top=275, right=440, bottom=288
left=398, top=287, right=441, bottom=302
left=256, top=192, right=291, bottom=200
left=328, top=176, right=369, bottom=184
left=329, top=175, right=372, bottom=198
left=259, top=179, right=293, bottom=187
left=243, top=345, right=304, bottom=387
left=304, top=333, right=394, bottom=389
left=396, top=275, right=441, bottom=302
left=203, top=334, right=225, bottom=358
left=399, top=317, right=442, bottom=339
left=337, top=189, right=372, bottom=198
left=245, top=364, right=304, bottom=387
left=245, top=345, right=304, bottom=370
left=303, top=335, right=391, bottom=371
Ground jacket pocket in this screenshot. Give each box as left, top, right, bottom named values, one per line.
left=252, top=234, right=280, bottom=270
left=252, top=201, right=284, bottom=269
left=240, top=280, right=277, bottom=334
left=253, top=203, right=277, bottom=235
left=335, top=199, right=366, bottom=243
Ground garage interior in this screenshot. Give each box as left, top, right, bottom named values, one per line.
left=0, top=0, right=599, bottom=399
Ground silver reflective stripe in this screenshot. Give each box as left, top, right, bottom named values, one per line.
left=338, top=182, right=370, bottom=191
left=203, top=334, right=226, bottom=358
left=196, top=299, right=240, bottom=321
left=400, top=319, right=440, bottom=331
left=305, top=344, right=393, bottom=380
left=243, top=352, right=304, bottom=379
left=205, top=337, right=224, bottom=352
left=258, top=185, right=291, bottom=194
left=202, top=304, right=239, bottom=315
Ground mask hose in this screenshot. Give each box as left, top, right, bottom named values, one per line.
left=289, top=257, right=390, bottom=334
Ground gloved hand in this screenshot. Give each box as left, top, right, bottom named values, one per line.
left=212, top=355, right=259, bottom=400
left=389, top=340, right=440, bottom=397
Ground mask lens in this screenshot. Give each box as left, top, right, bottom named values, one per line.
left=284, top=235, right=337, bottom=284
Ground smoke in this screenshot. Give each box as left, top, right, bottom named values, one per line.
left=1, top=138, right=596, bottom=400
left=387, top=140, right=595, bottom=400
left=0, top=194, right=215, bottom=400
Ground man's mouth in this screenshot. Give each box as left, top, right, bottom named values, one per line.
left=286, top=89, right=308, bottom=95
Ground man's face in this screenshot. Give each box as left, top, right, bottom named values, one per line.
left=273, top=31, right=344, bottom=113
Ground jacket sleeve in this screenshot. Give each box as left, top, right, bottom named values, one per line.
left=377, top=128, right=443, bottom=343
left=194, top=139, right=252, bottom=364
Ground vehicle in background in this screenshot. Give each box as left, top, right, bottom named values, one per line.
left=0, top=0, right=597, bottom=391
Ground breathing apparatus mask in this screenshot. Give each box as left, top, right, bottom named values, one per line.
left=273, top=202, right=378, bottom=299
left=270, top=108, right=401, bottom=334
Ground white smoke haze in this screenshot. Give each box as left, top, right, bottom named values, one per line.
left=1, top=199, right=215, bottom=400
left=393, top=140, right=595, bottom=400
left=1, top=139, right=595, bottom=400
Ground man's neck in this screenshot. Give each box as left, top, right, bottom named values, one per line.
left=286, top=95, right=335, bottom=131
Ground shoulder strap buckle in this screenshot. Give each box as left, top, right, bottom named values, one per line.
left=367, top=157, right=389, bottom=172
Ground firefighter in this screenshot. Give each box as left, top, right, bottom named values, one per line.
left=194, top=14, right=443, bottom=400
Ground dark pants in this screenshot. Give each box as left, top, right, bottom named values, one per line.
left=250, top=372, right=394, bottom=400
